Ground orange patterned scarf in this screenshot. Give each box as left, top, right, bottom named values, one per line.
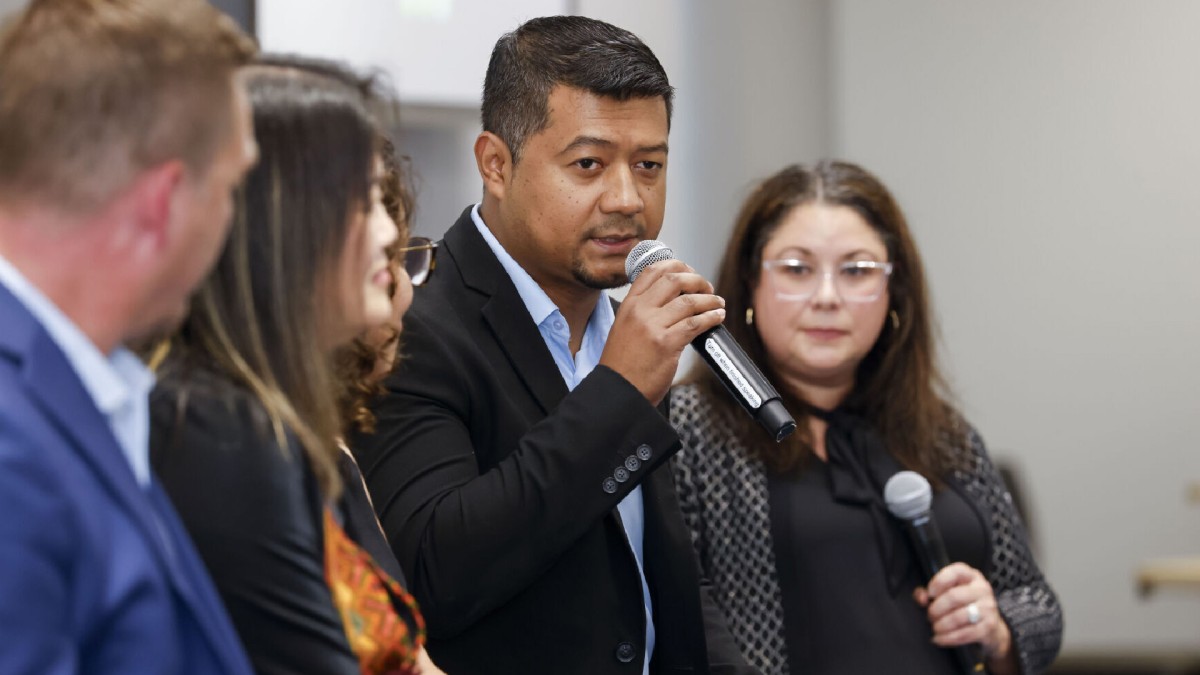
left=324, top=509, right=427, bottom=675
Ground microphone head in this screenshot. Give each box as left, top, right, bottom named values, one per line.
left=625, top=240, right=675, bottom=283
left=884, top=470, right=933, bottom=521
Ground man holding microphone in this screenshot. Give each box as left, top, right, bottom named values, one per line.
left=352, top=14, right=757, bottom=675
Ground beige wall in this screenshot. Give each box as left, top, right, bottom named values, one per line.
left=830, top=0, right=1200, bottom=649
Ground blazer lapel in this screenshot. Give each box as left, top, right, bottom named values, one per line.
left=444, top=209, right=568, bottom=414
left=19, top=320, right=166, bottom=558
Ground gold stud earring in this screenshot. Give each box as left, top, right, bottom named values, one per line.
left=889, top=309, right=900, bottom=331
left=745, top=307, right=755, bottom=326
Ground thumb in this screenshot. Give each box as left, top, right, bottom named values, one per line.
left=912, top=586, right=930, bottom=607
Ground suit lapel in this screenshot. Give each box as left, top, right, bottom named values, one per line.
left=480, top=299, right=569, bottom=413
left=444, top=209, right=569, bottom=414
left=18, top=313, right=165, bottom=557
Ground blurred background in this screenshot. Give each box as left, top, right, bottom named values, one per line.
left=4, top=0, right=1196, bottom=670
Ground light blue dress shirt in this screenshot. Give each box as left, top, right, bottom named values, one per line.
left=471, top=205, right=656, bottom=672
left=0, top=254, right=156, bottom=487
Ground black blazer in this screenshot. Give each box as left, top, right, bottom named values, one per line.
left=150, top=363, right=418, bottom=674
left=351, top=207, right=754, bottom=675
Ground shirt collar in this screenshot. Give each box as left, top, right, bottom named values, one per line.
left=0, top=254, right=154, bottom=428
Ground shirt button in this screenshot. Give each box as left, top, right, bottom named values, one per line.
left=553, top=319, right=566, bottom=332
left=636, top=444, right=652, bottom=461
left=624, top=456, right=641, bottom=472
left=615, top=641, right=636, bottom=663
left=613, top=467, right=630, bottom=483
left=602, top=477, right=618, bottom=494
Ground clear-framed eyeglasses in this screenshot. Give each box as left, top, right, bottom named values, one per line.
left=761, top=259, right=893, bottom=303
left=396, top=236, right=437, bottom=286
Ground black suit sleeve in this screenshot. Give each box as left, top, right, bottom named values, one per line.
left=150, top=377, right=361, bottom=675
left=351, top=306, right=680, bottom=637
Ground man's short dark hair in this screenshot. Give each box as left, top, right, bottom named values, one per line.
left=481, top=15, right=674, bottom=163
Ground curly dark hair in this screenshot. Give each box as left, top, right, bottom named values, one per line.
left=334, top=136, right=414, bottom=435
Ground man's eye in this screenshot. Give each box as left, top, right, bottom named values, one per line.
left=576, top=158, right=599, bottom=170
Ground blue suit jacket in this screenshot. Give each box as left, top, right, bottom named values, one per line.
left=0, top=283, right=253, bottom=675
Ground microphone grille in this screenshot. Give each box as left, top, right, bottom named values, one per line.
left=625, top=240, right=675, bottom=283
left=883, top=470, right=933, bottom=521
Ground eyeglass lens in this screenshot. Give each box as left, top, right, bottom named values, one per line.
left=404, top=237, right=434, bottom=286
left=766, top=260, right=890, bottom=302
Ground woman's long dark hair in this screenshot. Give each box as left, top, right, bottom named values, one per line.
left=686, top=160, right=961, bottom=480
left=165, top=56, right=387, bottom=499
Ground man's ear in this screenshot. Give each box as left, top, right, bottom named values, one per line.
left=474, top=131, right=512, bottom=202
left=126, top=159, right=186, bottom=255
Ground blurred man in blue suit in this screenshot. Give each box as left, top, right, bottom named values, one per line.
left=0, top=1, right=260, bottom=672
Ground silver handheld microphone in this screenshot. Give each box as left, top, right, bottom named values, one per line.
left=626, top=240, right=795, bottom=441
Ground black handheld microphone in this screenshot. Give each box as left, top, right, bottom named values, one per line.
left=884, top=471, right=986, bottom=674
left=625, top=240, right=796, bottom=442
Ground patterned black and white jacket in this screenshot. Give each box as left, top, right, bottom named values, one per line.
left=670, top=383, right=1063, bottom=675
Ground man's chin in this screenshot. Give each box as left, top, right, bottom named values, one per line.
left=127, top=304, right=187, bottom=351
left=575, top=269, right=630, bottom=291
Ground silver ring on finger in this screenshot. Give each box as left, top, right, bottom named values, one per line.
left=965, top=602, right=981, bottom=625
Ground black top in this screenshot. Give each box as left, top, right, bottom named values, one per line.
left=767, top=411, right=988, bottom=675
left=670, top=382, right=1063, bottom=675
left=149, top=362, right=414, bottom=675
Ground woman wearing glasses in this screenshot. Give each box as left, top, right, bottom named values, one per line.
left=337, top=138, right=436, bottom=433
left=669, top=161, right=1062, bottom=675
left=149, top=58, right=443, bottom=674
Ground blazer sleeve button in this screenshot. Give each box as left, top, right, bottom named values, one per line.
left=615, top=641, right=637, bottom=663
left=624, top=456, right=641, bottom=472
left=602, top=477, right=619, bottom=494
left=636, top=444, right=652, bottom=461
left=613, top=466, right=630, bottom=483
